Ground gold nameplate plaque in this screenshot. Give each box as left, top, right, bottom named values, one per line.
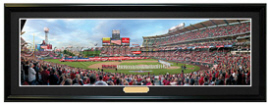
left=123, top=87, right=149, bottom=93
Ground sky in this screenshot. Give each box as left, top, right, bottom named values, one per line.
left=21, top=19, right=208, bottom=48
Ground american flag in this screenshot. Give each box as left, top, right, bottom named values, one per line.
left=41, top=46, right=48, bottom=49
left=111, top=40, right=121, bottom=45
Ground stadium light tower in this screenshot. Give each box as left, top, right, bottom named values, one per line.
left=44, top=27, right=49, bottom=44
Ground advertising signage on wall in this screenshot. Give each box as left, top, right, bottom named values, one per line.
left=122, top=37, right=130, bottom=43
left=121, top=37, right=130, bottom=46
left=111, top=40, right=121, bottom=45
left=102, top=37, right=111, bottom=43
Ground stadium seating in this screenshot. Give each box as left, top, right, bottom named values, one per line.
left=21, top=49, right=250, bottom=86
left=149, top=23, right=250, bottom=46
left=21, top=22, right=250, bottom=86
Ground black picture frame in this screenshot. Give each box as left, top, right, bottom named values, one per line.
left=4, top=4, right=266, bottom=102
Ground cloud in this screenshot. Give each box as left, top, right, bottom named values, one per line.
left=21, top=19, right=207, bottom=48
left=45, top=19, right=57, bottom=22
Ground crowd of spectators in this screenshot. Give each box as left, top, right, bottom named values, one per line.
left=101, top=39, right=239, bottom=56
left=101, top=46, right=132, bottom=56
left=22, top=51, right=58, bottom=57
left=147, top=23, right=250, bottom=46
left=21, top=49, right=250, bottom=86
left=20, top=22, right=250, bottom=86
left=139, top=49, right=251, bottom=85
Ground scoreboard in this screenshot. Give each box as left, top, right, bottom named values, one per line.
left=121, top=37, right=130, bottom=46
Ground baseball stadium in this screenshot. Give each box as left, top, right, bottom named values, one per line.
left=20, top=19, right=251, bottom=86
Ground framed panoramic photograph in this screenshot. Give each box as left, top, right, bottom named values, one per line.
left=4, top=4, right=266, bottom=102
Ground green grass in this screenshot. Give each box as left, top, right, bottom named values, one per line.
left=119, top=62, right=161, bottom=65
left=43, top=59, right=102, bottom=70
left=43, top=59, right=200, bottom=75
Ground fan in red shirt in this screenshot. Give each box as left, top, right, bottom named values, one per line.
left=70, top=71, right=76, bottom=80
left=198, top=75, right=204, bottom=85
left=145, top=78, right=152, bottom=86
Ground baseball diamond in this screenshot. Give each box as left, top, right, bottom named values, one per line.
left=20, top=19, right=251, bottom=86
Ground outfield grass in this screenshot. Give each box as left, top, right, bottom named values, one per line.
left=43, top=59, right=200, bottom=75
left=119, top=62, right=161, bottom=65
left=43, top=59, right=102, bottom=70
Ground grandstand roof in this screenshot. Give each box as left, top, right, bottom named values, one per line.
left=143, top=19, right=250, bottom=39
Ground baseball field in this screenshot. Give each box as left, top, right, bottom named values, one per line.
left=43, top=59, right=200, bottom=75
